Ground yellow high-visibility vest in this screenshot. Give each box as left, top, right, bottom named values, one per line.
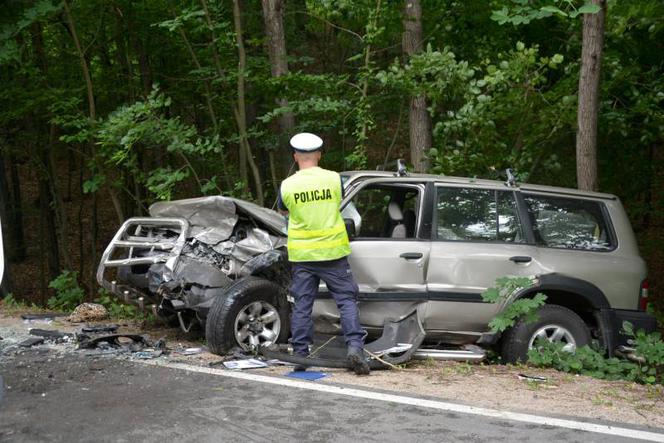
left=280, top=167, right=351, bottom=262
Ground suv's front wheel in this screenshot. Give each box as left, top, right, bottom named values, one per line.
left=206, top=277, right=289, bottom=355
left=501, top=304, right=591, bottom=364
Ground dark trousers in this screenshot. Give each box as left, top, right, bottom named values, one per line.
left=289, top=256, right=365, bottom=355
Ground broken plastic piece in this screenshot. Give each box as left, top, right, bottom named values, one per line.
left=174, top=347, right=203, bottom=355
left=29, top=329, right=73, bottom=341
left=78, top=334, right=151, bottom=351
left=81, top=324, right=119, bottom=334
left=259, top=309, right=426, bottom=369
left=21, top=313, right=68, bottom=320
left=518, top=373, right=547, bottom=383
left=18, top=337, right=44, bottom=347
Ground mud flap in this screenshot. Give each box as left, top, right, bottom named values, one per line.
left=259, top=308, right=426, bottom=369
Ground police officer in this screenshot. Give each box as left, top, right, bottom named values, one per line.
left=278, top=133, right=370, bottom=375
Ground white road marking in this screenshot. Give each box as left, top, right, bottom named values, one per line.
left=140, top=360, right=664, bottom=442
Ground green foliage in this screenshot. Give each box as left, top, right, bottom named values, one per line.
left=528, top=322, right=664, bottom=384
left=2, top=293, right=23, bottom=308
left=47, top=271, right=84, bottom=312
left=0, top=0, right=663, bottom=315
left=94, top=291, right=141, bottom=319
left=482, top=276, right=547, bottom=333
left=491, top=0, right=601, bottom=26
left=378, top=42, right=567, bottom=179
left=96, top=86, right=223, bottom=201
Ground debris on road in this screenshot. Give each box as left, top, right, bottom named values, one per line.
left=517, top=374, right=548, bottom=383
left=222, top=358, right=269, bottom=370
left=173, top=347, right=204, bottom=356
left=20, top=313, right=68, bottom=321
left=81, top=324, right=119, bottom=334
left=287, top=371, right=328, bottom=381
left=29, top=329, right=74, bottom=342
left=18, top=337, right=44, bottom=347
left=78, top=334, right=153, bottom=352
left=68, top=303, right=109, bottom=323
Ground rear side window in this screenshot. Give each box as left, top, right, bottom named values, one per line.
left=523, top=194, right=614, bottom=251
left=435, top=187, right=524, bottom=242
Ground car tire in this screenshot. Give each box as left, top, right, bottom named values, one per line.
left=501, top=304, right=591, bottom=364
left=205, top=277, right=289, bottom=355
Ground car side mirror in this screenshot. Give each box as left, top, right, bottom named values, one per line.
left=344, top=218, right=356, bottom=238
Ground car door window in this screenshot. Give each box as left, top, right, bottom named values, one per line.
left=342, top=184, right=420, bottom=239
left=523, top=194, right=614, bottom=251
left=435, top=187, right=524, bottom=242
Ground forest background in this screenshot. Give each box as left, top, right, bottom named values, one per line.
left=0, top=0, right=662, bottom=321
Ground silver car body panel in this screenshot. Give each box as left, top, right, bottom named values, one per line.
left=150, top=196, right=288, bottom=237
left=425, top=242, right=544, bottom=332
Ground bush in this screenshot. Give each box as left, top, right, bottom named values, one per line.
left=527, top=322, right=664, bottom=385
left=94, top=291, right=141, bottom=319
left=482, top=276, right=547, bottom=333
left=47, top=270, right=84, bottom=312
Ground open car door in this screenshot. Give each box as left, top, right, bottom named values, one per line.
left=312, top=177, right=431, bottom=333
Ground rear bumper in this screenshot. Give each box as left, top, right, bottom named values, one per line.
left=608, top=309, right=658, bottom=347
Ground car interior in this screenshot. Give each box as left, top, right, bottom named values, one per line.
left=345, top=184, right=420, bottom=239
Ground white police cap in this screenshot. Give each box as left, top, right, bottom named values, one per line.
left=290, top=132, right=323, bottom=152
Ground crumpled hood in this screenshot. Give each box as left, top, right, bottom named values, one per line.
left=149, top=196, right=287, bottom=239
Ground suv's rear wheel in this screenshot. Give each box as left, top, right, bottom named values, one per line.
left=206, top=277, right=289, bottom=355
left=501, top=304, right=591, bottom=364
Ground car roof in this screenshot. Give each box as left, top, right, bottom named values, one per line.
left=340, top=170, right=617, bottom=200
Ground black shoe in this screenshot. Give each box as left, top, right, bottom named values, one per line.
left=293, top=353, right=309, bottom=372
left=347, top=347, right=370, bottom=375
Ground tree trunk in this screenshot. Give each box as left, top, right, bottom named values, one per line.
left=403, top=0, right=432, bottom=173
left=199, top=0, right=249, bottom=188
left=38, top=167, right=61, bottom=281
left=0, top=151, right=12, bottom=293
left=63, top=0, right=95, bottom=120
left=233, top=0, right=264, bottom=205
left=7, top=153, right=26, bottom=262
left=170, top=3, right=219, bottom=133
left=261, top=0, right=295, bottom=180
left=575, top=0, right=606, bottom=192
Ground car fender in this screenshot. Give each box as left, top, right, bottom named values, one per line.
left=511, top=273, right=610, bottom=310
left=505, top=273, right=614, bottom=353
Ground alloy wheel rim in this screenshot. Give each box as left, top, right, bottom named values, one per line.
left=528, top=324, right=577, bottom=353
left=234, top=301, right=281, bottom=350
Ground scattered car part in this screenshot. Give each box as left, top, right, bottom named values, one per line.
left=77, top=334, right=152, bottom=351
left=174, top=347, right=204, bottom=355
left=413, top=345, right=486, bottom=362
left=81, top=324, right=119, bottom=334
left=222, top=359, right=268, bottom=369
left=21, top=313, right=68, bottom=321
left=517, top=374, right=547, bottom=383
left=260, top=309, right=426, bottom=369
left=29, top=329, right=73, bottom=342
left=18, top=337, right=44, bottom=347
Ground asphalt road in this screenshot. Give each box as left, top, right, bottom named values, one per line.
left=0, top=351, right=658, bottom=442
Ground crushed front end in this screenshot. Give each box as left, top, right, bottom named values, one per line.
left=96, top=196, right=289, bottom=332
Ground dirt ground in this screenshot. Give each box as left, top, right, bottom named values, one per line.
left=1, top=310, right=662, bottom=429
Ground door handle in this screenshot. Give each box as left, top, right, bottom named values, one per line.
left=400, top=252, right=423, bottom=260
left=509, top=256, right=532, bottom=263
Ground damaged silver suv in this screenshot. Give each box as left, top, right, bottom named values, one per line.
left=97, top=170, right=657, bottom=362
